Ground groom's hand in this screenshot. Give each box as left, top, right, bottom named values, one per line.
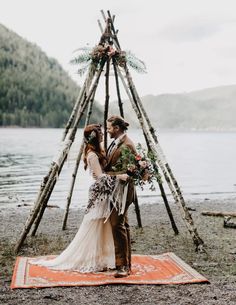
left=116, top=173, right=129, bottom=181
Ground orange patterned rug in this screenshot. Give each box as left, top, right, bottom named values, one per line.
left=11, top=252, right=208, bottom=288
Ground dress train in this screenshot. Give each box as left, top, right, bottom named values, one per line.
left=30, top=152, right=117, bottom=272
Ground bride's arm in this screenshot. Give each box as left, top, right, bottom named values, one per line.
left=87, top=152, right=103, bottom=178
left=87, top=152, right=128, bottom=181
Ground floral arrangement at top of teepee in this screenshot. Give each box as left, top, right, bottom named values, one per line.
left=70, top=43, right=147, bottom=76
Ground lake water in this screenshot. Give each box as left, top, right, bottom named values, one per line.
left=0, top=128, right=236, bottom=209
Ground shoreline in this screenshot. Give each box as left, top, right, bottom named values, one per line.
left=1, top=126, right=236, bottom=132
left=0, top=198, right=236, bottom=304
left=1, top=193, right=236, bottom=210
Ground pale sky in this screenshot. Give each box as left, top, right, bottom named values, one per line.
left=1, top=0, right=236, bottom=102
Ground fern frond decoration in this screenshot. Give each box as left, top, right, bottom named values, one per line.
left=70, top=45, right=147, bottom=76
left=125, top=51, right=147, bottom=74
left=77, top=63, right=92, bottom=76
left=70, top=47, right=92, bottom=73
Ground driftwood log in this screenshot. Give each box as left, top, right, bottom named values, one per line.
left=202, top=211, right=236, bottom=217
left=202, top=211, right=236, bottom=229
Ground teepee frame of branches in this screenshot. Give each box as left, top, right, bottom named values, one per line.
left=15, top=10, right=204, bottom=253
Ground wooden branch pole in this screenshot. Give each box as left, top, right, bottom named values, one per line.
left=62, top=143, right=83, bottom=230
left=31, top=163, right=64, bottom=236
left=107, top=11, right=121, bottom=49
left=17, top=161, right=62, bottom=244
left=107, top=13, right=185, bottom=214
left=100, top=10, right=107, bottom=22
left=115, top=67, right=179, bottom=234
left=111, top=23, right=190, bottom=238
left=97, top=19, right=103, bottom=33
left=31, top=65, right=105, bottom=236
left=30, top=77, right=100, bottom=237
left=99, top=17, right=142, bottom=227
left=107, top=10, right=203, bottom=247
left=123, top=66, right=204, bottom=249
left=143, top=132, right=179, bottom=235
left=61, top=85, right=85, bottom=142
left=62, top=12, right=117, bottom=142
left=61, top=65, right=96, bottom=141
left=112, top=57, right=124, bottom=118
left=62, top=90, right=96, bottom=230
left=107, top=17, right=180, bottom=205
left=133, top=191, right=142, bottom=228
left=159, top=182, right=179, bottom=235
left=126, top=71, right=203, bottom=249
left=29, top=65, right=98, bottom=229
left=116, top=65, right=203, bottom=250
left=107, top=18, right=174, bottom=189
left=116, top=66, right=176, bottom=202
left=104, top=58, right=110, bottom=151
left=15, top=60, right=106, bottom=253
left=126, top=75, right=191, bottom=238
left=24, top=101, right=87, bottom=237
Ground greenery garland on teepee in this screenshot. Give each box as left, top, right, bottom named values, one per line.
left=70, top=44, right=147, bottom=76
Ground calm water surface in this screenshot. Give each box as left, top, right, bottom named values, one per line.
left=0, top=128, right=236, bottom=208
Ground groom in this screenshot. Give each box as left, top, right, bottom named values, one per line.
left=105, top=115, right=136, bottom=278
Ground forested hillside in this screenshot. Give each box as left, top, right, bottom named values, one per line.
left=0, top=24, right=102, bottom=127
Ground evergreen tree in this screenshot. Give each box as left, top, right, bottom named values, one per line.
left=0, top=24, right=102, bottom=127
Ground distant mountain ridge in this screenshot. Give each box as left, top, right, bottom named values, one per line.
left=1, top=22, right=235, bottom=130
left=0, top=24, right=102, bottom=127
left=111, top=84, right=236, bottom=130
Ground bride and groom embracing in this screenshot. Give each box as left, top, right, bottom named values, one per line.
left=31, top=115, right=136, bottom=278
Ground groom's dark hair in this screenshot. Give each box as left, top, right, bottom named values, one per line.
left=107, top=115, right=129, bottom=131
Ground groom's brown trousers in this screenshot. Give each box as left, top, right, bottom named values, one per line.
left=110, top=182, right=134, bottom=269
left=105, top=134, right=136, bottom=270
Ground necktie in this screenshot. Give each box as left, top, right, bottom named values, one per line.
left=107, top=141, right=115, bottom=157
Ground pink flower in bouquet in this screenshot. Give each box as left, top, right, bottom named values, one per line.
left=135, top=154, right=142, bottom=161
left=138, top=160, right=147, bottom=168
left=107, top=46, right=117, bottom=57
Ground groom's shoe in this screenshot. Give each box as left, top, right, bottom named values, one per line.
left=114, top=266, right=129, bottom=278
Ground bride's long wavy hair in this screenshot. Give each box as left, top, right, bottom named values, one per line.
left=83, top=124, right=107, bottom=170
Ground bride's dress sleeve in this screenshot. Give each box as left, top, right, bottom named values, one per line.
left=85, top=152, right=116, bottom=215
left=87, top=152, right=103, bottom=178
left=86, top=152, right=129, bottom=216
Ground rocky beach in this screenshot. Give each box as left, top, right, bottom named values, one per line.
left=0, top=198, right=236, bottom=305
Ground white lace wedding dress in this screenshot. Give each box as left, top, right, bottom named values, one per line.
left=30, top=152, right=116, bottom=272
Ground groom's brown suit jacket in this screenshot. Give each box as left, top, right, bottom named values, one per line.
left=105, top=134, right=136, bottom=206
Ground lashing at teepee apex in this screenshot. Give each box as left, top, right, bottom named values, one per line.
left=15, top=10, right=204, bottom=254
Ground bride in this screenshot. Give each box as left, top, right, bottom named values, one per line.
left=30, top=124, right=128, bottom=273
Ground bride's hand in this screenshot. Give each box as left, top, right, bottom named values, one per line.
left=116, top=173, right=129, bottom=181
